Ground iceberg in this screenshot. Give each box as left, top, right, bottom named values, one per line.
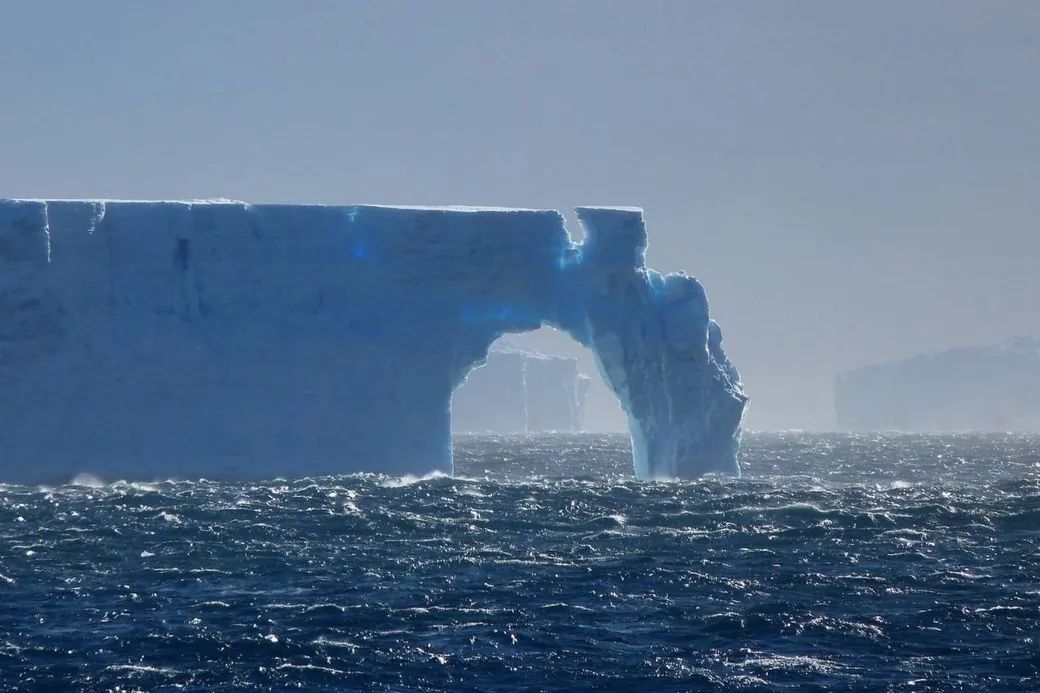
left=0, top=200, right=746, bottom=482
left=451, top=342, right=591, bottom=434
left=836, top=338, right=1040, bottom=431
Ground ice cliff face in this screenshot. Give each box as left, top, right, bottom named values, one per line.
left=836, top=338, right=1040, bottom=431
left=0, top=200, right=746, bottom=482
left=451, top=343, right=590, bottom=434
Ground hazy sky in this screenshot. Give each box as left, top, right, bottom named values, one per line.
left=2, top=1, right=1037, bottom=430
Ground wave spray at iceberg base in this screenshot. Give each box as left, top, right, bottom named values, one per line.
left=0, top=200, right=747, bottom=483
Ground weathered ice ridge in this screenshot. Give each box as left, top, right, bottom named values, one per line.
left=836, top=338, right=1040, bottom=432
left=0, top=200, right=746, bottom=482
left=451, top=342, right=591, bottom=434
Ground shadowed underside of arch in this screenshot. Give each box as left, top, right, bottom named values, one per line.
left=0, top=200, right=746, bottom=483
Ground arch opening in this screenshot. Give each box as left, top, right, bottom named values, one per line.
left=450, top=326, right=615, bottom=437
left=449, top=324, right=639, bottom=478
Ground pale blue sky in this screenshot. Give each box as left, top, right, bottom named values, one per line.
left=2, top=1, right=1037, bottom=429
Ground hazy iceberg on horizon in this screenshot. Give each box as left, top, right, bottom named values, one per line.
left=0, top=199, right=746, bottom=483
left=836, top=337, right=1040, bottom=431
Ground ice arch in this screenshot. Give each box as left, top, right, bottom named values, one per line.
left=0, top=200, right=746, bottom=483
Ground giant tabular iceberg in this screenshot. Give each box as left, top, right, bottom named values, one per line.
left=0, top=200, right=746, bottom=483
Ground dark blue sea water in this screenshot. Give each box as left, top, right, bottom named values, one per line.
left=1, top=433, right=1038, bottom=691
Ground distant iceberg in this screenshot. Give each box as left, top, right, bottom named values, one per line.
left=0, top=200, right=746, bottom=482
left=836, top=338, right=1040, bottom=431
left=451, top=342, right=590, bottom=434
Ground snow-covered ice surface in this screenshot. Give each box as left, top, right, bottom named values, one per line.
left=0, top=200, right=746, bottom=482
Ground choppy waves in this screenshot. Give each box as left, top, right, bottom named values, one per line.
left=1, top=433, right=1038, bottom=690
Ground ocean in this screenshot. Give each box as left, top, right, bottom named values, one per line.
left=1, top=433, right=1038, bottom=691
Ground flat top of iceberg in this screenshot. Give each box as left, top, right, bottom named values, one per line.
left=9, top=198, right=247, bottom=205
left=360, top=204, right=557, bottom=213
left=574, top=205, right=645, bottom=213
left=5, top=199, right=647, bottom=216
left=5, top=199, right=565, bottom=214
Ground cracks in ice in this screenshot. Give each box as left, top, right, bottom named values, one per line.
left=41, top=202, right=52, bottom=264
left=86, top=201, right=107, bottom=235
